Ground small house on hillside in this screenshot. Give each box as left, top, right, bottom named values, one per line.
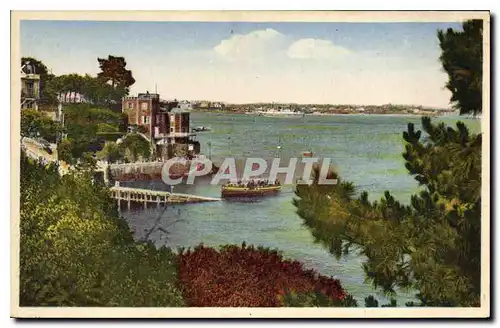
left=21, top=62, right=40, bottom=110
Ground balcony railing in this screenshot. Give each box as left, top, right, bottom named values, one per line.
left=21, top=90, right=39, bottom=99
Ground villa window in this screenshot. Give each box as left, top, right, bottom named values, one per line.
left=141, top=102, right=148, bottom=110
left=25, top=82, right=34, bottom=97
left=127, top=102, right=134, bottom=109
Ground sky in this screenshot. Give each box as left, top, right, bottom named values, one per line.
left=20, top=20, right=463, bottom=108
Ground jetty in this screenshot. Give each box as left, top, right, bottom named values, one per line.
left=110, top=183, right=221, bottom=209
left=21, top=138, right=221, bottom=207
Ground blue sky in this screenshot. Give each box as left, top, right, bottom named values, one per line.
left=20, top=20, right=463, bottom=107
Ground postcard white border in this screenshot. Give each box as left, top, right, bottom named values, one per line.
left=10, top=10, right=491, bottom=318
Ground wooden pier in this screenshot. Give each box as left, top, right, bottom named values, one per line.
left=110, top=184, right=221, bottom=210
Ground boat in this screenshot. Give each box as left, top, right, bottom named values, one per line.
left=256, top=108, right=305, bottom=117
left=221, top=180, right=281, bottom=198
left=302, top=151, right=313, bottom=157
left=192, top=126, right=211, bottom=132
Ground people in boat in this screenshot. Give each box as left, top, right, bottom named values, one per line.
left=223, top=179, right=281, bottom=189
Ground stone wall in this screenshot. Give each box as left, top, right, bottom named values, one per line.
left=109, top=161, right=191, bottom=182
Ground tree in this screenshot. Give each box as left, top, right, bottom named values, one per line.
left=438, top=20, right=483, bottom=115
left=56, top=139, right=75, bottom=164
left=21, top=57, right=49, bottom=76
left=21, top=109, right=60, bottom=143
left=20, top=152, right=359, bottom=308
left=293, top=117, right=481, bottom=306
left=97, top=55, right=135, bottom=96
left=97, top=123, right=119, bottom=133
left=178, top=243, right=352, bottom=307
left=57, top=104, right=125, bottom=164
left=96, top=141, right=124, bottom=164
left=45, top=74, right=122, bottom=106
left=118, top=133, right=151, bottom=162
left=20, top=153, right=185, bottom=306
left=292, top=18, right=484, bottom=307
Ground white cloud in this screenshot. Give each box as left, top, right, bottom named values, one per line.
left=32, top=28, right=451, bottom=108
left=287, top=38, right=351, bottom=60
left=213, top=28, right=287, bottom=61
left=213, top=30, right=351, bottom=64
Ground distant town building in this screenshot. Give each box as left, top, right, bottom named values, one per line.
left=20, top=62, right=40, bottom=110
left=193, top=100, right=225, bottom=110
left=212, top=102, right=224, bottom=109
left=179, top=100, right=193, bottom=111
left=199, top=101, right=210, bottom=109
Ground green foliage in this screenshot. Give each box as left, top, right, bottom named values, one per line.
left=64, top=104, right=122, bottom=126
left=57, top=104, right=149, bottom=164
left=382, top=299, right=398, bottom=307
left=57, top=104, right=125, bottom=164
left=96, top=142, right=123, bottom=163
left=97, top=123, right=119, bottom=133
left=119, top=133, right=152, bottom=162
left=293, top=117, right=481, bottom=307
left=56, top=139, right=75, bottom=164
left=19, top=153, right=185, bottom=306
left=96, top=134, right=152, bottom=163
left=45, top=73, right=128, bottom=106
left=438, top=20, right=483, bottom=115
left=21, top=109, right=60, bottom=143
left=96, top=132, right=124, bottom=142
left=21, top=57, right=49, bottom=77
left=364, top=295, right=379, bottom=307
left=97, top=55, right=135, bottom=93
left=364, top=295, right=398, bottom=307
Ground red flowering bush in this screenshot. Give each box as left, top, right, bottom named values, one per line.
left=177, top=243, right=351, bottom=307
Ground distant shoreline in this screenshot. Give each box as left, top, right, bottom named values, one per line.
left=189, top=109, right=467, bottom=118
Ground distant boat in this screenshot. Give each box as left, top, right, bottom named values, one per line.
left=302, top=151, right=313, bottom=157
left=221, top=180, right=281, bottom=198
left=192, top=126, right=211, bottom=132
left=256, top=108, right=305, bottom=117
